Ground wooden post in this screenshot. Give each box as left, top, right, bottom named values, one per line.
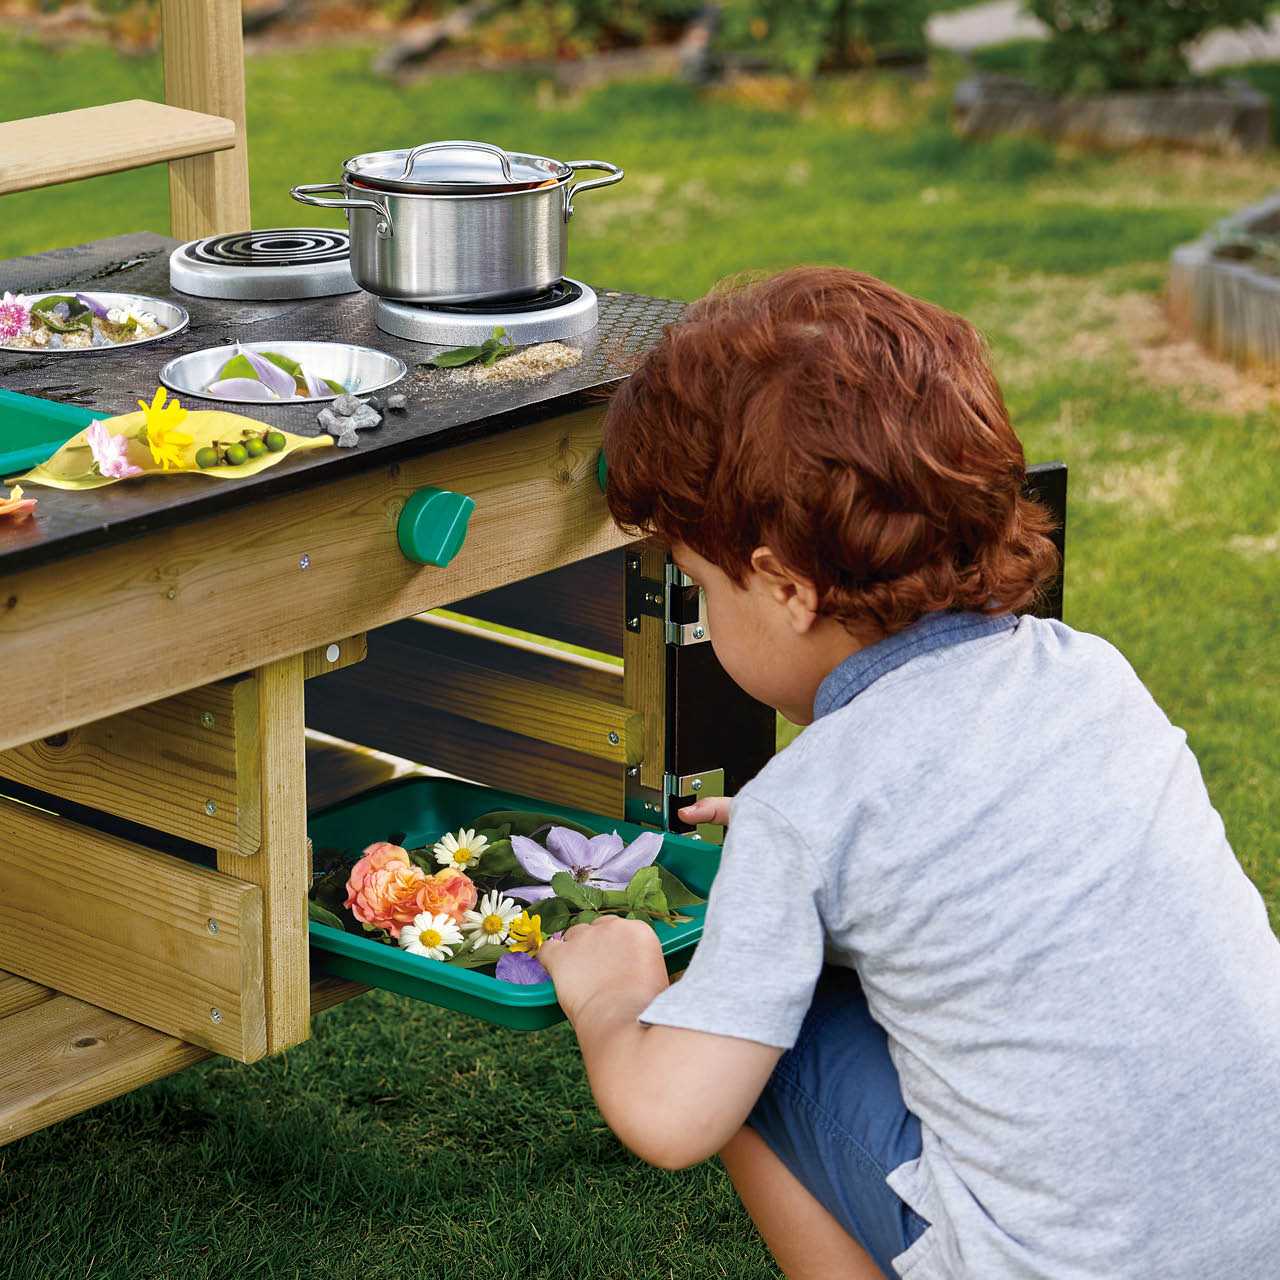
left=622, top=541, right=669, bottom=824
left=218, top=655, right=309, bottom=1053
left=160, top=0, right=251, bottom=239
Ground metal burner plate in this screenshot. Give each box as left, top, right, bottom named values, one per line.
left=375, top=279, right=598, bottom=346
left=170, top=228, right=358, bottom=300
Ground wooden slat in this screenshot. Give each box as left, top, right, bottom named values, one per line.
left=302, top=633, right=367, bottom=681
left=624, top=541, right=669, bottom=795
left=305, top=732, right=415, bottom=814
left=1, top=407, right=628, bottom=751
left=0, top=798, right=267, bottom=1061
left=448, top=548, right=625, bottom=657
left=0, top=976, right=365, bottom=1147
left=0, top=680, right=258, bottom=858
left=218, top=655, right=309, bottom=1054
left=0, top=972, right=52, bottom=1019
left=313, top=630, right=639, bottom=766
left=160, top=0, right=252, bottom=239
left=0, top=100, right=235, bottom=197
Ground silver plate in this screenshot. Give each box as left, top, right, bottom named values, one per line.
left=0, top=291, right=189, bottom=354
left=159, top=341, right=407, bottom=405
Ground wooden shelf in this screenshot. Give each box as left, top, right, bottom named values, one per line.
left=0, top=970, right=365, bottom=1147
left=0, top=99, right=236, bottom=196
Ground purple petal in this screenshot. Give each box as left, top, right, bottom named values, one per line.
left=206, top=377, right=280, bottom=401
left=506, top=884, right=556, bottom=903
left=75, top=292, right=110, bottom=318
left=593, top=830, right=663, bottom=882
left=239, top=346, right=298, bottom=399
left=496, top=951, right=551, bottom=985
left=301, top=368, right=331, bottom=398
left=510, top=834, right=565, bottom=882
left=545, top=826, right=593, bottom=872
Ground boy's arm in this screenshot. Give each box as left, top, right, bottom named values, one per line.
left=540, top=916, right=782, bottom=1170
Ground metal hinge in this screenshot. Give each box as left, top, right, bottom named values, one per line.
left=624, top=552, right=709, bottom=646
left=624, top=765, right=725, bottom=843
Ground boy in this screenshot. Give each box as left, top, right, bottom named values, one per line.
left=538, top=267, right=1280, bottom=1279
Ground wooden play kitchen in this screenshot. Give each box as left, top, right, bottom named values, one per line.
left=0, top=2, right=1066, bottom=1147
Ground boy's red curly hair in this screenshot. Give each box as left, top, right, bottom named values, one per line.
left=603, top=266, right=1059, bottom=638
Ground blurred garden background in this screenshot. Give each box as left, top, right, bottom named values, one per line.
left=0, top=1, right=1277, bottom=1276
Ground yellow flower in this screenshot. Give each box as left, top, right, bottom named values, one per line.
left=507, top=910, right=544, bottom=955
left=136, top=386, right=193, bottom=470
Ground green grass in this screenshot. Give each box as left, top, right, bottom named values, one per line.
left=2, top=35, right=1279, bottom=1279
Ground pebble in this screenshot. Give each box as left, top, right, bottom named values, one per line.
left=348, top=405, right=382, bottom=432
left=386, top=393, right=407, bottom=411
left=364, top=394, right=383, bottom=411
left=331, top=393, right=365, bottom=417
left=336, top=427, right=360, bottom=448
left=316, top=407, right=344, bottom=434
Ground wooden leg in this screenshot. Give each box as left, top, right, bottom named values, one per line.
left=218, top=654, right=310, bottom=1053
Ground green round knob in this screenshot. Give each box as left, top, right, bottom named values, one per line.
left=596, top=448, right=607, bottom=494
left=397, top=486, right=475, bottom=567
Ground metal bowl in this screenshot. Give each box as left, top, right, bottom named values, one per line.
left=159, top=340, right=407, bottom=405
left=0, top=291, right=189, bottom=354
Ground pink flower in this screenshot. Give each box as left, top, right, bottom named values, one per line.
left=418, top=867, right=478, bottom=924
left=85, top=420, right=143, bottom=479
left=343, top=841, right=430, bottom=939
left=0, top=291, right=31, bottom=342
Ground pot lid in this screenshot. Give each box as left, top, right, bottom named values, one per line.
left=344, top=140, right=569, bottom=194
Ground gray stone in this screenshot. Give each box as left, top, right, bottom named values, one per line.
left=348, top=405, right=383, bottom=432
left=953, top=74, right=1271, bottom=155
left=316, top=407, right=344, bottom=434
left=386, top=393, right=407, bottom=411
left=364, top=394, right=383, bottom=411
left=336, top=427, right=360, bottom=448
left=331, top=393, right=365, bottom=417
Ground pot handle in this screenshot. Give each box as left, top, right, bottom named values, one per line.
left=290, top=182, right=393, bottom=238
left=563, top=161, right=624, bottom=221
left=397, top=140, right=515, bottom=184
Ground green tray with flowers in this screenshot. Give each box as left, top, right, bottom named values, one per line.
left=307, top=776, right=717, bottom=1031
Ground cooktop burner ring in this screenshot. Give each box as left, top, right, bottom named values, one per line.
left=426, top=280, right=585, bottom=316
left=170, top=228, right=359, bottom=300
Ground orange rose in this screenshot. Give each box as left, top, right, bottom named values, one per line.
left=344, top=841, right=430, bottom=939
left=417, top=867, right=478, bottom=924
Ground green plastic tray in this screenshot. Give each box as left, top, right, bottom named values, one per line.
left=0, top=386, right=101, bottom=476
left=307, top=776, right=721, bottom=1031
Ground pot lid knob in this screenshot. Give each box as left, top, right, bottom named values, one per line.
left=398, top=485, right=475, bottom=567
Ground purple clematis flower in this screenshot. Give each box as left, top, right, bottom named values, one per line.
left=495, top=950, right=552, bottom=985
left=508, top=826, right=663, bottom=903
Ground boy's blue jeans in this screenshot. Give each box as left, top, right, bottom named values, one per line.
left=747, top=967, right=929, bottom=1279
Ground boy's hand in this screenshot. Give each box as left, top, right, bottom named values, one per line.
left=677, top=795, right=732, bottom=828
left=539, top=916, right=668, bottom=1027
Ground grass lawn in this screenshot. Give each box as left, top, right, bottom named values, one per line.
left=1, top=33, right=1277, bottom=1280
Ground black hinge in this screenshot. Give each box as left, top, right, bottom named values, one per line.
left=624, top=551, right=664, bottom=632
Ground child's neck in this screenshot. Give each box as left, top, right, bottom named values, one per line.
left=786, top=619, right=878, bottom=726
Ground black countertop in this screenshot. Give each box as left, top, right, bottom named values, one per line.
left=0, top=233, right=683, bottom=574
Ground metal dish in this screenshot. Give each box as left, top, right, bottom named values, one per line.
left=159, top=340, right=407, bottom=405
left=0, top=291, right=189, bottom=354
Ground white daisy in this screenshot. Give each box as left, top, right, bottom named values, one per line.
left=399, top=911, right=463, bottom=961
left=461, top=892, right=521, bottom=950
left=433, top=827, right=489, bottom=871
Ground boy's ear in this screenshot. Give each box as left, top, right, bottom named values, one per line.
left=750, top=547, right=820, bottom=633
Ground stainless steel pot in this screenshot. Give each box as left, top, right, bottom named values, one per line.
left=290, top=140, right=623, bottom=304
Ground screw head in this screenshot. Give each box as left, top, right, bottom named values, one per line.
left=690, top=778, right=703, bottom=792
left=628, top=616, right=640, bottom=628
left=692, top=625, right=706, bottom=640
left=325, top=643, right=340, bottom=663
left=299, top=554, right=311, bottom=570
left=607, top=730, right=621, bottom=746
left=165, top=587, right=177, bottom=600
left=200, top=711, right=215, bottom=729
left=204, top=799, right=217, bottom=816
left=627, top=766, right=639, bottom=777
left=210, top=1008, right=223, bottom=1025
left=207, top=918, right=220, bottom=935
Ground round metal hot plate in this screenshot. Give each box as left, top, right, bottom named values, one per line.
left=169, top=228, right=359, bottom=300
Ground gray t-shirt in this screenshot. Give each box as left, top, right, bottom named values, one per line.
left=641, top=613, right=1280, bottom=1278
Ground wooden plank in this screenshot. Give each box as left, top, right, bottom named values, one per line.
left=302, top=633, right=367, bottom=681
left=0, top=798, right=267, bottom=1061
left=160, top=0, right=252, bottom=239
left=1, top=407, right=628, bottom=751
left=0, top=100, right=236, bottom=197
left=218, top=655, right=309, bottom=1054
left=306, top=681, right=626, bottom=818
left=0, top=972, right=52, bottom=1019
left=305, top=732, right=413, bottom=814
left=0, top=976, right=365, bottom=1147
left=0, top=681, right=259, bottom=858
left=624, top=541, right=669, bottom=794
left=447, top=549, right=625, bottom=656
left=315, top=630, right=639, bottom=765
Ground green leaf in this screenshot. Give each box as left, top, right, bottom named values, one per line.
left=445, top=942, right=507, bottom=969
left=263, top=350, right=302, bottom=376
left=573, top=910, right=599, bottom=925
left=532, top=896, right=573, bottom=936
left=657, top=864, right=705, bottom=909
left=471, top=837, right=520, bottom=881
left=322, top=377, right=347, bottom=394
left=550, top=871, right=604, bottom=910
left=625, top=865, right=661, bottom=907
left=599, top=888, right=630, bottom=910
left=307, top=899, right=345, bottom=931
left=427, top=345, right=485, bottom=368
left=32, top=294, right=92, bottom=332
